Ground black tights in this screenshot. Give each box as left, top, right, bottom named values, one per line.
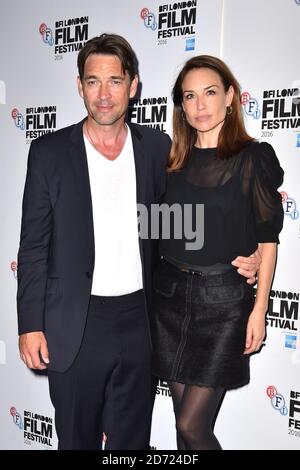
left=168, top=381, right=224, bottom=450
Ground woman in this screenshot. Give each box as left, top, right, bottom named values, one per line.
left=151, top=55, right=284, bottom=450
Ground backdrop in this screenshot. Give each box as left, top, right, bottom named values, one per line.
left=0, top=0, right=299, bottom=450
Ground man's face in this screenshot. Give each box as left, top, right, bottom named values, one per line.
left=78, top=53, right=138, bottom=127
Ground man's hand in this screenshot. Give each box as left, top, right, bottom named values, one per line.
left=19, top=331, right=49, bottom=370
left=231, top=248, right=262, bottom=284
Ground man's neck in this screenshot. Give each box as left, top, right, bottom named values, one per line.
left=84, top=118, right=128, bottom=161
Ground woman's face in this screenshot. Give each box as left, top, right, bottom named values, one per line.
left=182, top=67, right=233, bottom=139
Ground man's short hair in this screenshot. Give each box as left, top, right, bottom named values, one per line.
left=77, top=33, right=138, bottom=81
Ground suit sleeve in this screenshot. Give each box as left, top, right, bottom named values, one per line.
left=17, top=140, right=52, bottom=334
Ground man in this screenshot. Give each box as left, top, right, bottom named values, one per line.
left=17, top=34, right=259, bottom=450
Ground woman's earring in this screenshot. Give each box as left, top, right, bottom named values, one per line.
left=226, top=105, right=233, bottom=115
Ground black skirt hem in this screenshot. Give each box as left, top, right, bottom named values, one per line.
left=152, top=371, right=250, bottom=391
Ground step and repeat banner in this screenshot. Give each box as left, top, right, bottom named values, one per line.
left=0, top=0, right=299, bottom=450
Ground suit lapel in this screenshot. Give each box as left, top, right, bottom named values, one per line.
left=69, top=119, right=95, bottom=267
left=129, top=123, right=149, bottom=273
left=130, top=123, right=147, bottom=206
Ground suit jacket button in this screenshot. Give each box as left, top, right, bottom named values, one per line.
left=86, top=272, right=91, bottom=278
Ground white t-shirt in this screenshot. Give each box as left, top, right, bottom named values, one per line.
left=84, top=126, right=143, bottom=296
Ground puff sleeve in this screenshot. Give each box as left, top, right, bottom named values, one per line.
left=252, top=142, right=284, bottom=243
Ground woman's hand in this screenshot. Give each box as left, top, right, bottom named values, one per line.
left=243, top=309, right=266, bottom=354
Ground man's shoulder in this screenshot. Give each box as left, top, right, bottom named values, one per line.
left=129, top=122, right=171, bottom=145
left=32, top=120, right=83, bottom=149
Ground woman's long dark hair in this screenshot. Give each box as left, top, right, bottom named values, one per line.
left=168, top=55, right=253, bottom=171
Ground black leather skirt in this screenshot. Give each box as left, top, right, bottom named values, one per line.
left=151, top=258, right=255, bottom=390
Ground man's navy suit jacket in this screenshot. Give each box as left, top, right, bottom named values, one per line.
left=17, top=119, right=171, bottom=372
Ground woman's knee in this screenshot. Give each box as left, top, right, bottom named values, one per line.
left=176, top=417, right=197, bottom=443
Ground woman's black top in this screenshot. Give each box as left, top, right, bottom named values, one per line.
left=159, top=141, right=284, bottom=266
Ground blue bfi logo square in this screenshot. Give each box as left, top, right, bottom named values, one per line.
left=185, top=37, right=195, bottom=51
left=285, top=334, right=297, bottom=349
